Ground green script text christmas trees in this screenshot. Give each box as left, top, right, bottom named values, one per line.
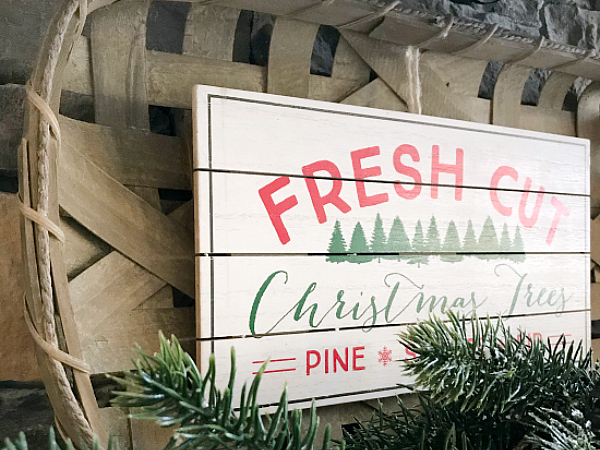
left=425, top=216, right=441, bottom=253
left=511, top=226, right=526, bottom=263
left=463, top=219, right=478, bottom=253
left=478, top=216, right=499, bottom=259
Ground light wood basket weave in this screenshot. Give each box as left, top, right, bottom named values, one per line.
left=20, top=0, right=600, bottom=447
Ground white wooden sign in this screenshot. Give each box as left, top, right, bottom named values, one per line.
left=193, top=85, right=590, bottom=410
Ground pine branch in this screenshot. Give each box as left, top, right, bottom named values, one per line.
left=345, top=313, right=600, bottom=449
left=343, top=393, right=526, bottom=450
left=526, top=409, right=600, bottom=450
left=399, top=312, right=598, bottom=422
left=1, top=428, right=120, bottom=450
left=110, top=332, right=339, bottom=450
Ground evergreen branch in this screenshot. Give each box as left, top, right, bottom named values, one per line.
left=526, top=409, right=600, bottom=450
left=8, top=316, right=600, bottom=450
left=344, top=313, right=600, bottom=449
left=343, top=393, right=526, bottom=450
left=110, top=332, right=339, bottom=450
left=399, top=312, right=598, bottom=422
left=1, top=428, right=120, bottom=450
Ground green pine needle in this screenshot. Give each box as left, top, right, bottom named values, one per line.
left=110, top=332, right=338, bottom=450
left=346, top=312, right=600, bottom=449
left=526, top=409, right=600, bottom=450
left=1, top=428, right=119, bottom=450
left=399, top=312, right=598, bottom=421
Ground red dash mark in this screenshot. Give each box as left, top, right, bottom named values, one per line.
left=252, top=368, right=297, bottom=375
left=548, top=334, right=573, bottom=345
left=252, top=358, right=296, bottom=364
left=251, top=357, right=297, bottom=375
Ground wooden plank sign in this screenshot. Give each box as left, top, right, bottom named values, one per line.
left=193, top=85, right=591, bottom=409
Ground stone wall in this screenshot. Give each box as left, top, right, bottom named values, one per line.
left=0, top=381, right=55, bottom=447
left=398, top=0, right=600, bottom=49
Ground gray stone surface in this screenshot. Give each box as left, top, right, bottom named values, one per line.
left=388, top=0, right=600, bottom=49
left=59, top=91, right=95, bottom=123
left=0, top=84, right=25, bottom=192
left=541, top=1, right=600, bottom=49
left=147, top=1, right=190, bottom=53
left=2, top=0, right=600, bottom=88
left=0, top=381, right=55, bottom=447
left=0, top=0, right=62, bottom=85
left=398, top=0, right=544, bottom=38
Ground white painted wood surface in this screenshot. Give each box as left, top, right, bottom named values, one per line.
left=193, top=85, right=591, bottom=409
left=198, top=254, right=589, bottom=338
left=201, top=311, right=590, bottom=409
left=195, top=171, right=589, bottom=254
left=193, top=86, right=589, bottom=195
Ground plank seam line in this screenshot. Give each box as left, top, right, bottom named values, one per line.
left=206, top=94, right=589, bottom=144
left=263, top=385, right=402, bottom=407
left=196, top=252, right=591, bottom=257
left=199, top=309, right=591, bottom=341
left=193, top=167, right=589, bottom=198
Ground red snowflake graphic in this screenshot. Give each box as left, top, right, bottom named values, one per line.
left=378, top=346, right=392, bottom=366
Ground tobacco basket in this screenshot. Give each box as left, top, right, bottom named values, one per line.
left=20, top=0, right=600, bottom=447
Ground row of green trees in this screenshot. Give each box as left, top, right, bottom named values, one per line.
left=326, top=214, right=525, bottom=265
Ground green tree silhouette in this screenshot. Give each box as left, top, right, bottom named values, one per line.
left=425, top=216, right=441, bottom=253
left=348, top=222, right=372, bottom=264
left=498, top=223, right=512, bottom=261
left=370, top=213, right=387, bottom=263
left=386, top=216, right=411, bottom=261
left=463, top=219, right=478, bottom=257
left=478, top=216, right=499, bottom=260
left=440, top=220, right=463, bottom=263
left=510, top=226, right=526, bottom=263
left=326, top=220, right=348, bottom=263
left=409, top=220, right=428, bottom=267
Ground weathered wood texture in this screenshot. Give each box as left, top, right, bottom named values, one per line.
left=19, top=0, right=600, bottom=447
left=20, top=0, right=108, bottom=444
left=59, top=115, right=190, bottom=191
left=59, top=138, right=194, bottom=298
left=0, top=193, right=39, bottom=381
left=90, top=0, right=179, bottom=313
left=129, top=411, right=175, bottom=450
left=203, top=311, right=590, bottom=409
left=68, top=201, right=194, bottom=373
left=98, top=408, right=132, bottom=450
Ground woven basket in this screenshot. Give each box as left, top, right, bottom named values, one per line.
left=20, top=0, right=600, bottom=447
